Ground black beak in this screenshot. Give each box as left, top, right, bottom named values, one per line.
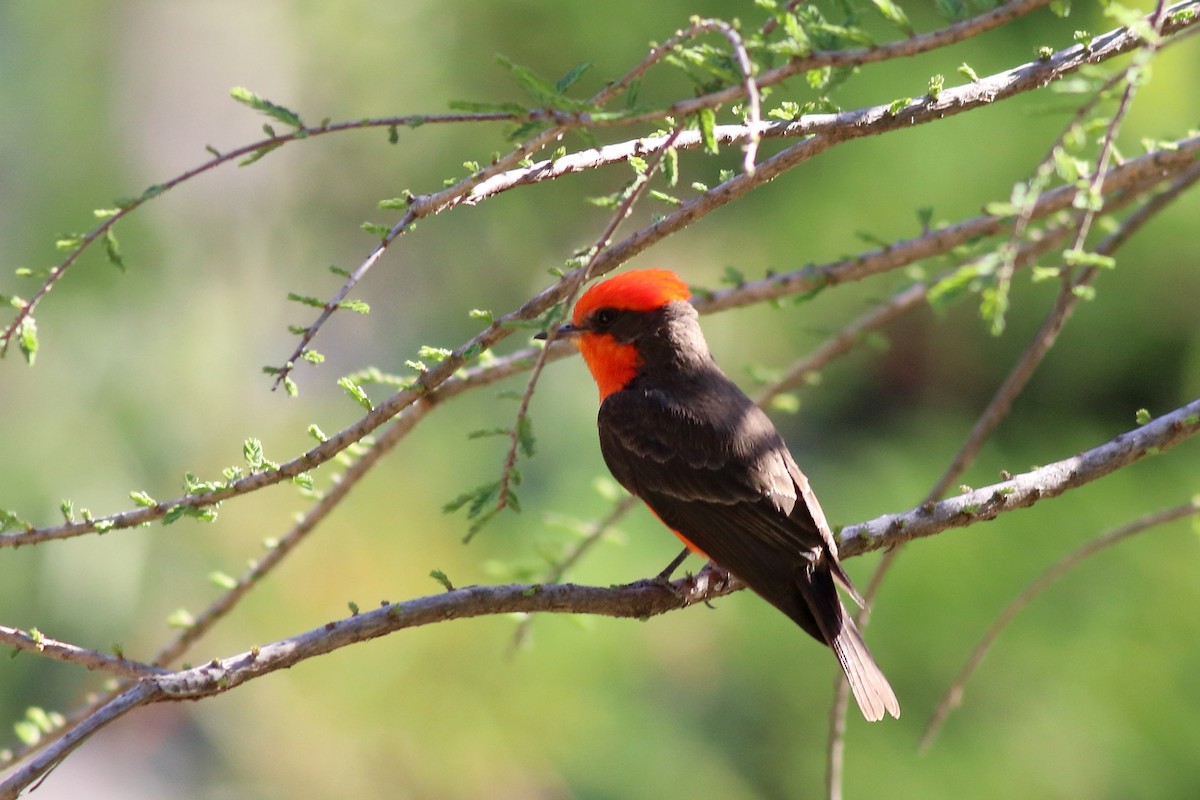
left=534, top=323, right=582, bottom=341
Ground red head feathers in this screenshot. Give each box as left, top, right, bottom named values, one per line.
left=572, top=269, right=691, bottom=325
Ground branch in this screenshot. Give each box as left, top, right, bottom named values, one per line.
left=919, top=499, right=1200, bottom=751
left=5, top=397, right=1197, bottom=796
left=837, top=398, right=1200, bottom=557
left=0, top=627, right=164, bottom=681
left=5, top=130, right=1195, bottom=551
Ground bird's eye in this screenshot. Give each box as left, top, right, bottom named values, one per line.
left=592, top=308, right=618, bottom=329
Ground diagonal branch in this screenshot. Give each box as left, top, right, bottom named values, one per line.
left=4, top=396, right=1197, bottom=797
left=919, top=498, right=1200, bottom=751
left=4, top=133, right=1196, bottom=551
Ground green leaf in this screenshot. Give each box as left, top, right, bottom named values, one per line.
left=230, top=86, right=304, bottom=128
left=129, top=490, right=157, bottom=508
left=237, top=141, right=284, bottom=166
left=417, top=345, right=452, bottom=362
left=1062, top=249, right=1116, bottom=270
left=698, top=107, right=718, bottom=155
left=238, top=438, right=270, bottom=470
left=287, top=293, right=325, bottom=308
left=933, top=0, right=969, bottom=21
left=55, top=233, right=84, bottom=251
left=1135, top=408, right=1152, bottom=425
left=16, top=316, right=38, bottom=366
left=662, top=147, right=679, bottom=187
left=516, top=416, right=536, bottom=458
left=555, top=61, right=592, bottom=93
left=337, top=376, right=374, bottom=411
left=360, top=222, right=391, bottom=239
left=928, top=74, right=945, bottom=101
left=103, top=228, right=125, bottom=271
left=209, top=571, right=238, bottom=590
left=927, top=264, right=984, bottom=312
left=429, top=569, right=455, bottom=591
left=867, top=0, right=914, bottom=35
left=496, top=55, right=590, bottom=112
left=958, top=63, right=979, bottom=82
left=167, top=608, right=196, bottom=629
left=0, top=507, right=32, bottom=534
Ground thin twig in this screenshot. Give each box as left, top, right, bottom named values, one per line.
left=490, top=127, right=688, bottom=529
left=0, top=627, right=165, bottom=680
left=919, top=499, right=1200, bottom=750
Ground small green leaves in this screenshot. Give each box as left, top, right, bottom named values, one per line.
left=888, top=97, right=914, bottom=116
left=1062, top=249, right=1116, bottom=270
left=308, top=424, right=329, bottom=443
left=555, top=61, right=593, bottom=94
left=230, top=86, right=304, bottom=129
left=1050, top=0, right=1072, bottom=17
left=417, top=345, right=452, bottom=362
left=0, top=508, right=32, bottom=534
left=16, top=316, right=37, bottom=366
left=238, top=141, right=284, bottom=167
left=868, top=0, right=914, bottom=36
left=129, top=490, right=157, bottom=509
left=13, top=707, right=63, bottom=747
left=516, top=416, right=536, bottom=459
left=55, top=233, right=84, bottom=252
left=338, top=376, right=374, bottom=411
left=933, top=0, right=969, bottom=21
left=104, top=228, right=125, bottom=271
left=443, top=478, right=520, bottom=541
left=361, top=222, right=392, bottom=239
left=209, top=571, right=238, bottom=590
left=242, top=438, right=279, bottom=472
left=698, top=107, right=718, bottom=155
left=928, top=74, right=945, bottom=101
left=496, top=55, right=594, bottom=113
left=287, top=292, right=325, bottom=309
left=958, top=63, right=979, bottom=82
left=1135, top=408, right=1152, bottom=425
left=378, top=194, right=414, bottom=210
left=167, top=608, right=196, bottom=629
left=429, top=569, right=455, bottom=591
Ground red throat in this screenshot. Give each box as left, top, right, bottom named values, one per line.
left=577, top=333, right=640, bottom=400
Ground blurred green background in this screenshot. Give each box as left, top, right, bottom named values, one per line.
left=2, top=1, right=1199, bottom=797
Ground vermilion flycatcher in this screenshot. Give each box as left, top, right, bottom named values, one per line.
left=547, top=269, right=899, bottom=721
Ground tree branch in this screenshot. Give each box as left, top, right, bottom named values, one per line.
left=4, top=397, right=1197, bottom=796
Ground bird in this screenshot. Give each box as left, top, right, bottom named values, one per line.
left=544, top=268, right=899, bottom=721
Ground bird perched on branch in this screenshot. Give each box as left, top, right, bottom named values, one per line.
left=543, top=268, right=899, bottom=721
